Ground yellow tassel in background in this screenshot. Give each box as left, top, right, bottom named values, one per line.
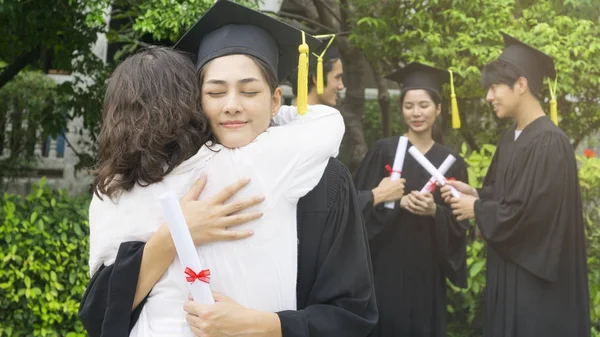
left=312, top=34, right=336, bottom=96
left=449, top=69, right=461, bottom=129
left=548, top=76, right=558, bottom=125
left=316, top=56, right=324, bottom=94
left=297, top=31, right=309, bottom=115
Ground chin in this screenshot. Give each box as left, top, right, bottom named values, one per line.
left=218, top=134, right=254, bottom=149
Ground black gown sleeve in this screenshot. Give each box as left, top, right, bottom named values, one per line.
left=477, top=139, right=501, bottom=200
left=353, top=140, right=395, bottom=240
left=474, top=131, right=572, bottom=281
left=278, top=162, right=378, bottom=337
left=431, top=157, right=469, bottom=287
left=79, top=241, right=148, bottom=337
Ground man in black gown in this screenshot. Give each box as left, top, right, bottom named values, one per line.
left=445, top=32, right=591, bottom=337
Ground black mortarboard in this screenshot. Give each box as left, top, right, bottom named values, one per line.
left=386, top=62, right=462, bottom=129
left=173, top=0, right=322, bottom=81
left=498, top=32, right=556, bottom=85
left=386, top=62, right=450, bottom=96
left=497, top=32, right=559, bottom=124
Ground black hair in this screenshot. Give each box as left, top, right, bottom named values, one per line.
left=481, top=59, right=541, bottom=99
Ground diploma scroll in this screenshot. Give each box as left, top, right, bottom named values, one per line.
left=408, top=147, right=461, bottom=198
left=385, top=136, right=409, bottom=209
left=419, top=154, right=456, bottom=193
left=159, top=191, right=215, bottom=304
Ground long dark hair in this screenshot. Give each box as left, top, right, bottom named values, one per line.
left=400, top=89, right=444, bottom=144
left=94, top=47, right=213, bottom=199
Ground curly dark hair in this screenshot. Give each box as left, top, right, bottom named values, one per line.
left=94, top=47, right=214, bottom=200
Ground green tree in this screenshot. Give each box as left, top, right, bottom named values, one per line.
left=351, top=0, right=600, bottom=156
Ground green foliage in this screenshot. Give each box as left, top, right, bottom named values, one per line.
left=0, top=178, right=91, bottom=336
left=0, top=71, right=69, bottom=188
left=578, top=153, right=600, bottom=330
left=0, top=0, right=109, bottom=78
left=350, top=0, right=600, bottom=148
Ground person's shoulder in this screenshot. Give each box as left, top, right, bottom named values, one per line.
left=323, top=158, right=354, bottom=206
left=373, top=136, right=400, bottom=149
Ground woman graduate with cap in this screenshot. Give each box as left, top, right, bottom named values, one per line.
left=79, top=1, right=377, bottom=337
left=442, top=32, right=591, bottom=337
left=354, top=63, right=469, bottom=337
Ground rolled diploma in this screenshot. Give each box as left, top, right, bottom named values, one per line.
left=384, top=136, right=409, bottom=209
left=408, top=147, right=461, bottom=198
left=419, top=154, right=456, bottom=193
left=159, top=191, right=215, bottom=304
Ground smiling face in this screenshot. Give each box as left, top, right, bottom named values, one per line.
left=316, top=59, right=344, bottom=107
left=485, top=80, right=527, bottom=119
left=201, top=54, right=282, bottom=149
left=401, top=89, right=441, bottom=136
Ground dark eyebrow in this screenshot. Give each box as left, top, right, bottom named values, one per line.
left=204, top=79, right=226, bottom=85
left=204, top=78, right=260, bottom=85
left=239, top=77, right=260, bottom=84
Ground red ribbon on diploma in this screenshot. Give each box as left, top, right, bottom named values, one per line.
left=185, top=267, right=211, bottom=284
left=384, top=164, right=402, bottom=176
left=428, top=177, right=455, bottom=193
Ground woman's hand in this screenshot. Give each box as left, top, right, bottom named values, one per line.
left=180, top=174, right=265, bottom=246
left=403, top=191, right=437, bottom=217
left=184, top=292, right=281, bottom=337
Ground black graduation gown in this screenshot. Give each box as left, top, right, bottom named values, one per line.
left=474, top=116, right=591, bottom=337
left=354, top=136, right=469, bottom=337
left=78, top=158, right=378, bottom=337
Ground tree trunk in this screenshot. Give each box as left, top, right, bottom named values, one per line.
left=339, top=46, right=369, bottom=174
left=0, top=48, right=40, bottom=90
left=371, top=64, right=392, bottom=138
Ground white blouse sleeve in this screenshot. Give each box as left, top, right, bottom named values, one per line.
left=239, top=104, right=345, bottom=203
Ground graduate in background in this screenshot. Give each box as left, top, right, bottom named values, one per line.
left=442, top=32, right=591, bottom=337
left=354, top=63, right=469, bottom=337
left=288, top=34, right=345, bottom=107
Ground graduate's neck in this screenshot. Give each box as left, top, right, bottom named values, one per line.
left=406, top=130, right=435, bottom=154
left=513, top=95, right=546, bottom=130
left=307, top=90, right=320, bottom=106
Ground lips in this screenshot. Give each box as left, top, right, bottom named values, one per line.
left=221, top=121, right=248, bottom=129
left=412, top=121, right=424, bottom=127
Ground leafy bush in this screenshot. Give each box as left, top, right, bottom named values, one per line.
left=0, top=178, right=90, bottom=337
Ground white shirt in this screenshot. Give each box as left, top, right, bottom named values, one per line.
left=88, top=104, right=344, bottom=337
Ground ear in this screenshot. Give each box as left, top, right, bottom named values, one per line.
left=271, top=87, right=283, bottom=116
left=311, top=74, right=317, bottom=86
left=436, top=103, right=442, bottom=117
left=515, top=77, right=528, bottom=95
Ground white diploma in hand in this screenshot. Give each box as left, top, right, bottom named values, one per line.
left=385, top=136, right=409, bottom=209
left=159, top=191, right=215, bottom=304
left=408, top=147, right=461, bottom=198
left=419, top=154, right=456, bottom=193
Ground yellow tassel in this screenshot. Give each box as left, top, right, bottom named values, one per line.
left=548, top=76, right=558, bottom=125
left=449, top=69, right=461, bottom=129
left=297, top=31, right=309, bottom=115
left=316, top=56, right=324, bottom=94
left=312, top=34, right=335, bottom=96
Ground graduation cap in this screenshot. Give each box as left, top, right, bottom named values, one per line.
left=497, top=32, right=559, bottom=125
left=173, top=0, right=322, bottom=114
left=386, top=62, right=461, bottom=129
left=310, top=34, right=340, bottom=94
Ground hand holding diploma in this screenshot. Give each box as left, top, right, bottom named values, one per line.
left=384, top=136, right=409, bottom=209
left=160, top=191, right=215, bottom=304
left=419, top=154, right=456, bottom=193
left=408, top=146, right=461, bottom=198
